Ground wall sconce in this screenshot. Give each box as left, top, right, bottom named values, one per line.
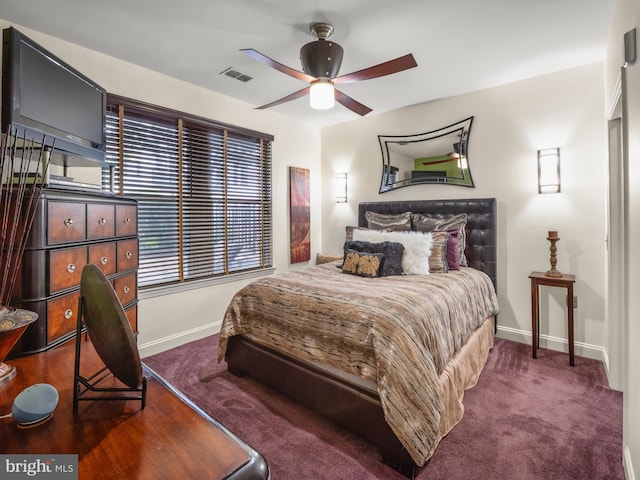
left=335, top=173, right=347, bottom=203
left=537, top=147, right=561, bottom=194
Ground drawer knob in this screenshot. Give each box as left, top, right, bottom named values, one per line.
left=64, top=309, right=73, bottom=320
left=98, top=217, right=107, bottom=225
left=67, top=263, right=76, bottom=273
left=123, top=286, right=130, bottom=294
left=124, top=217, right=131, bottom=224
left=64, top=218, right=74, bottom=227
left=126, top=251, right=132, bottom=259
left=100, top=256, right=108, bottom=265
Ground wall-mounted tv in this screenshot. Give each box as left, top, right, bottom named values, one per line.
left=2, top=27, right=106, bottom=164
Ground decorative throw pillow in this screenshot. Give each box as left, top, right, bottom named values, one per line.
left=343, top=240, right=404, bottom=276
left=352, top=229, right=432, bottom=275
left=429, top=231, right=450, bottom=274
left=315, top=253, right=343, bottom=265
left=344, top=226, right=390, bottom=243
left=446, top=229, right=460, bottom=271
left=364, top=211, right=412, bottom=231
left=411, top=213, right=468, bottom=266
left=341, top=250, right=384, bottom=278
left=345, top=226, right=360, bottom=243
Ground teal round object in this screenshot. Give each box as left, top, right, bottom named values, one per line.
left=12, top=383, right=59, bottom=424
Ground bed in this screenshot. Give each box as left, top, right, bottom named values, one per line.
left=217, top=198, right=498, bottom=478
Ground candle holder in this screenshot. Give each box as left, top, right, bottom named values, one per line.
left=545, top=235, right=563, bottom=277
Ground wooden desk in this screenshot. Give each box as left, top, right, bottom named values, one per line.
left=529, top=271, right=576, bottom=366
left=0, top=338, right=268, bottom=479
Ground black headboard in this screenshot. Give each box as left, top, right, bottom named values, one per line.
left=358, top=198, right=497, bottom=291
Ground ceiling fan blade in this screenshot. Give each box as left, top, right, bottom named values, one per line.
left=333, top=53, right=417, bottom=85
left=255, top=86, right=311, bottom=110
left=241, top=48, right=317, bottom=83
left=335, top=89, right=372, bottom=116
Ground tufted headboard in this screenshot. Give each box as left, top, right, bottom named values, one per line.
left=358, top=198, right=497, bottom=291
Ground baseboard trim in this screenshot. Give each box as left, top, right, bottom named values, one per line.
left=140, top=323, right=606, bottom=363
left=139, top=321, right=221, bottom=358
left=624, top=445, right=636, bottom=480
left=496, top=325, right=604, bottom=362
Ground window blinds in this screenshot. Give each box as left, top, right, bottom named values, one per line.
left=103, top=97, right=273, bottom=289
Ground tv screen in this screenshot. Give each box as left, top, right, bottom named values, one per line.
left=2, top=27, right=106, bottom=164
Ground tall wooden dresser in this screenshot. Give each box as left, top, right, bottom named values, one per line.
left=10, top=188, right=138, bottom=356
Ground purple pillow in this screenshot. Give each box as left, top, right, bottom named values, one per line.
left=446, top=229, right=460, bottom=270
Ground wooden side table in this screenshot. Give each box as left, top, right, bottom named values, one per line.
left=529, top=271, right=576, bottom=366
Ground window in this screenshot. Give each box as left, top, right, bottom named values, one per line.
left=103, top=95, right=273, bottom=290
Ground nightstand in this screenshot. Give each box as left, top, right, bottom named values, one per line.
left=529, top=271, right=576, bottom=366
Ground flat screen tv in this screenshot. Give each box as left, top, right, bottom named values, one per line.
left=2, top=27, right=106, bottom=164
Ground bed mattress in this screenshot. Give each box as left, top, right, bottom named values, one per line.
left=218, top=262, right=499, bottom=465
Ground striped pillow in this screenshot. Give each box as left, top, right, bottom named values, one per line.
left=429, top=231, right=450, bottom=273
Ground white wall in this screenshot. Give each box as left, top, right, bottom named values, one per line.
left=321, top=63, right=607, bottom=362
left=0, top=20, right=323, bottom=356
left=606, top=1, right=640, bottom=478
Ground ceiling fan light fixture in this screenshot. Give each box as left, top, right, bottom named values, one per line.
left=309, top=80, right=335, bottom=110
left=242, top=20, right=416, bottom=116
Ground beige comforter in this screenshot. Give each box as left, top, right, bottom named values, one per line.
left=217, top=262, right=499, bottom=465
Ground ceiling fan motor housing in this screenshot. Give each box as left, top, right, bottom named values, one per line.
left=300, top=40, right=344, bottom=79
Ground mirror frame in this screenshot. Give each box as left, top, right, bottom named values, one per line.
left=378, top=116, right=475, bottom=193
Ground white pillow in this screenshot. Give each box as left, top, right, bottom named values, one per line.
left=352, top=229, right=433, bottom=275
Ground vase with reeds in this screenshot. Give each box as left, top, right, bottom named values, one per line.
left=0, top=129, right=51, bottom=383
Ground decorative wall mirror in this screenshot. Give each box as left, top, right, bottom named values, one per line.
left=378, top=116, right=474, bottom=192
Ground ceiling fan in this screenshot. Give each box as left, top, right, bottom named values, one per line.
left=241, top=22, right=418, bottom=116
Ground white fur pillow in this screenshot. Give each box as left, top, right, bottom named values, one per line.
left=352, top=229, right=433, bottom=275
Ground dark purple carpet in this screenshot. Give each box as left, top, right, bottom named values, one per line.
left=143, top=336, right=624, bottom=480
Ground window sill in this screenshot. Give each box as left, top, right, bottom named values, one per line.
left=138, top=267, right=275, bottom=300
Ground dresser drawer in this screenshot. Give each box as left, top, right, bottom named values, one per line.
left=125, top=304, right=138, bottom=334
left=49, top=246, right=87, bottom=293
left=11, top=189, right=139, bottom=356
left=116, top=204, right=137, bottom=237
left=47, top=291, right=80, bottom=344
left=88, top=242, right=117, bottom=276
left=114, top=272, right=137, bottom=307
left=48, top=202, right=86, bottom=244
left=117, top=238, right=138, bottom=272
left=87, top=203, right=116, bottom=239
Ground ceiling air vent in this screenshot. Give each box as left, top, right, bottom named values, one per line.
left=221, top=67, right=252, bottom=83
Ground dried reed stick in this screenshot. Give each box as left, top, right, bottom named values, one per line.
left=0, top=129, right=52, bottom=308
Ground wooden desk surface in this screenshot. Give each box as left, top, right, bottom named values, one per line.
left=0, top=338, right=268, bottom=480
